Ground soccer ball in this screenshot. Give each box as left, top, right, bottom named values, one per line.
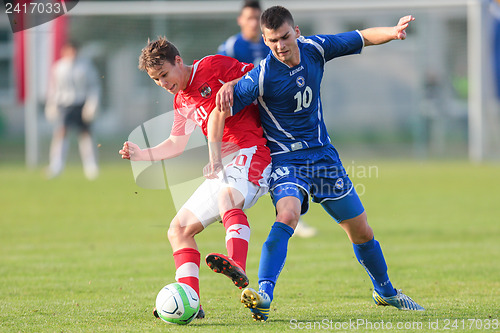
left=155, top=282, right=200, bottom=325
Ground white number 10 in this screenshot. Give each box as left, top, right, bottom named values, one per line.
left=293, top=86, right=313, bottom=112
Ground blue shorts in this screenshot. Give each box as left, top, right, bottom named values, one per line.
left=269, top=145, right=364, bottom=223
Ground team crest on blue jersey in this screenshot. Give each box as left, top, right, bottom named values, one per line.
left=296, top=76, right=305, bottom=87
left=335, top=178, right=344, bottom=190
left=199, top=83, right=212, bottom=98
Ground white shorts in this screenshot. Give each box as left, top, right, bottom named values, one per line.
left=180, top=146, right=271, bottom=227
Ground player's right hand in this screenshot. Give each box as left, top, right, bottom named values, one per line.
left=119, top=141, right=143, bottom=160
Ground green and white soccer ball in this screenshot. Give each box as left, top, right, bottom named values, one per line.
left=155, top=282, right=200, bottom=325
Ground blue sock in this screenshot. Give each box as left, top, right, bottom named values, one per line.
left=353, top=238, right=396, bottom=297
left=258, top=222, right=294, bottom=301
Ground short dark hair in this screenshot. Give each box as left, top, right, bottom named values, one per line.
left=242, top=0, right=261, bottom=12
left=260, top=6, right=294, bottom=30
left=138, top=36, right=180, bottom=71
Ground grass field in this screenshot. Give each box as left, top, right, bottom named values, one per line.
left=1, top=159, right=499, bottom=332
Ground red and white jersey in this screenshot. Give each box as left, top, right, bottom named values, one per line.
left=171, top=55, right=267, bottom=150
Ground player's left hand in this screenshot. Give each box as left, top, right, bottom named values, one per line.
left=394, top=15, right=415, bottom=40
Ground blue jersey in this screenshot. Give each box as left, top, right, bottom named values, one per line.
left=218, top=33, right=270, bottom=66
left=232, top=31, right=364, bottom=156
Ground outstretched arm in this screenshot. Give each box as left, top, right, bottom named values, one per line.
left=119, top=134, right=190, bottom=161
left=361, top=15, right=415, bottom=46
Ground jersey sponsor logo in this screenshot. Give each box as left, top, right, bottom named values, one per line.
left=199, top=82, right=212, bottom=98
left=241, top=64, right=251, bottom=72
left=296, top=76, right=305, bottom=88
left=289, top=65, right=304, bottom=76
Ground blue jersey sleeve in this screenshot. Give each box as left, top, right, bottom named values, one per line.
left=231, top=66, right=260, bottom=115
left=315, top=31, right=364, bottom=62
left=217, top=35, right=238, bottom=58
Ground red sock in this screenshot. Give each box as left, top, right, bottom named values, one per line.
left=173, top=248, right=201, bottom=297
left=223, top=208, right=250, bottom=271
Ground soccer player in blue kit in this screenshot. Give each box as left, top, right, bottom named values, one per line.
left=218, top=0, right=317, bottom=239
left=217, top=0, right=270, bottom=66
left=216, top=5, right=424, bottom=321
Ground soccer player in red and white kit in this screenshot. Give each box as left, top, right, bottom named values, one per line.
left=119, top=37, right=271, bottom=319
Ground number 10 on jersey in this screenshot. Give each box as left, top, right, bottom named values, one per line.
left=293, top=86, right=313, bottom=112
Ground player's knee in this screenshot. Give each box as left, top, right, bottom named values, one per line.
left=357, top=215, right=373, bottom=241
left=168, top=218, right=190, bottom=242
left=276, top=209, right=300, bottom=228
left=275, top=195, right=302, bottom=228
left=355, top=227, right=374, bottom=244
left=340, top=212, right=374, bottom=244
left=352, top=226, right=374, bottom=244
left=167, top=219, right=180, bottom=242
left=168, top=216, right=202, bottom=243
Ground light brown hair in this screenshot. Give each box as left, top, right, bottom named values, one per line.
left=138, top=36, right=180, bottom=71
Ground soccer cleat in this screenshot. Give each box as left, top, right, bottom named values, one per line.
left=195, top=305, right=205, bottom=319
left=373, top=289, right=425, bottom=311
left=205, top=253, right=249, bottom=289
left=241, top=288, right=271, bottom=322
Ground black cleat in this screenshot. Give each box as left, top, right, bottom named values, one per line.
left=196, top=305, right=205, bottom=319
left=205, top=253, right=249, bottom=289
